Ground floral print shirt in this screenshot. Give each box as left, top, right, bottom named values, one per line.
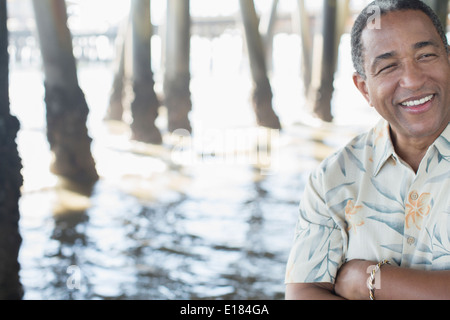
left=285, top=119, right=450, bottom=284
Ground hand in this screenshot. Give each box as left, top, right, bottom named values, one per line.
left=334, top=259, right=376, bottom=300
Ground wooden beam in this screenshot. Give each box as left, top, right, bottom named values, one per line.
left=163, top=0, right=192, bottom=133
left=32, top=0, right=98, bottom=184
left=239, top=0, right=281, bottom=129
left=0, top=0, right=24, bottom=300
left=130, top=0, right=162, bottom=144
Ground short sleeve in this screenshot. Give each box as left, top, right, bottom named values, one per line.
left=285, top=168, right=348, bottom=284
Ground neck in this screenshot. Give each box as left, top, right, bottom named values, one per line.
left=389, top=128, right=435, bottom=173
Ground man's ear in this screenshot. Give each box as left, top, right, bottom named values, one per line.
left=352, top=72, right=372, bottom=106
left=447, top=45, right=450, bottom=63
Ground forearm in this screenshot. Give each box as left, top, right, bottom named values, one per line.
left=370, top=264, right=450, bottom=300
left=335, top=259, right=450, bottom=300
left=285, top=283, right=345, bottom=300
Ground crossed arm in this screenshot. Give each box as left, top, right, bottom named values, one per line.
left=286, top=259, right=450, bottom=300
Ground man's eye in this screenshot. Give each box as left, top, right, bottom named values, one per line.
left=378, top=64, right=396, bottom=74
left=419, top=53, right=437, bottom=60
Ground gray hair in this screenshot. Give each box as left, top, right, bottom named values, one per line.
left=351, top=0, right=449, bottom=79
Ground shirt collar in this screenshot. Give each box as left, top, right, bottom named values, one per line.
left=372, top=121, right=450, bottom=176
left=372, top=119, right=396, bottom=177
left=433, top=122, right=450, bottom=160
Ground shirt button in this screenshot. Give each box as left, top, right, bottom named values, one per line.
left=407, top=236, right=415, bottom=245
left=410, top=192, right=418, bottom=201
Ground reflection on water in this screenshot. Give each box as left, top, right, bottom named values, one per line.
left=18, top=126, right=311, bottom=300
left=11, top=32, right=379, bottom=300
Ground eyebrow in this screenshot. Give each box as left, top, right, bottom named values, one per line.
left=370, top=40, right=440, bottom=72
left=413, top=40, right=439, bottom=50
left=371, top=51, right=396, bottom=73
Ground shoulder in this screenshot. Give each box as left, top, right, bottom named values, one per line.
left=313, top=125, right=378, bottom=181
left=435, top=122, right=450, bottom=153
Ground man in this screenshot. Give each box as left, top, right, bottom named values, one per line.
left=285, top=0, right=450, bottom=300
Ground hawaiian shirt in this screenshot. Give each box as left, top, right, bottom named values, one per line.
left=285, top=119, right=450, bottom=284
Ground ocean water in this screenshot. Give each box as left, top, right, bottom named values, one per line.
left=8, top=8, right=378, bottom=299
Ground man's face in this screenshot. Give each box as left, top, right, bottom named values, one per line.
left=354, top=10, right=450, bottom=145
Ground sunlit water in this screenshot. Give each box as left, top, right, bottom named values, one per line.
left=10, top=32, right=379, bottom=300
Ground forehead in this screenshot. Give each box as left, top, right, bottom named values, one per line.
left=361, top=10, right=443, bottom=58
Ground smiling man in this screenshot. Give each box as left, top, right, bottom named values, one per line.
left=285, top=0, right=450, bottom=300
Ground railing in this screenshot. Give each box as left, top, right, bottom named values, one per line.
left=7, top=13, right=295, bottom=65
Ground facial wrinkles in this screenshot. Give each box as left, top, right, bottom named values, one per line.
left=394, top=62, right=433, bottom=106
left=361, top=11, right=450, bottom=138
left=396, top=46, right=449, bottom=109
left=364, top=19, right=440, bottom=100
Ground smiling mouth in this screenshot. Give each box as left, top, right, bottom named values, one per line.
left=400, top=94, right=434, bottom=107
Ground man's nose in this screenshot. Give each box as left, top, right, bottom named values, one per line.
left=398, top=61, right=426, bottom=91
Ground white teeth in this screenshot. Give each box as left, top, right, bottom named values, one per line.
left=401, top=95, right=434, bottom=107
